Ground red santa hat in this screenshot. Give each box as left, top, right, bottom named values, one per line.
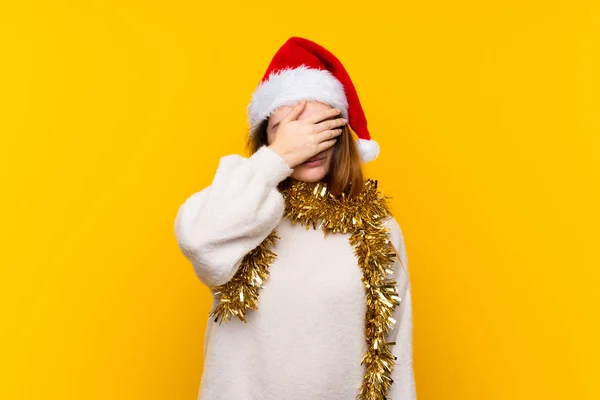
left=247, top=36, right=380, bottom=163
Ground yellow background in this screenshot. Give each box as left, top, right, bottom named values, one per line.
left=1, top=1, right=598, bottom=399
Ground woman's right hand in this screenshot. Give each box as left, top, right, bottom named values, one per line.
left=268, top=100, right=348, bottom=168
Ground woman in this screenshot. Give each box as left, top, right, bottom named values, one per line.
left=174, top=37, right=416, bottom=400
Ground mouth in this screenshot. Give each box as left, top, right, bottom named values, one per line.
left=302, top=156, right=326, bottom=166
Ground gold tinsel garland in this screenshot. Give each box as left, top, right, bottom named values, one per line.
left=209, top=178, right=404, bottom=400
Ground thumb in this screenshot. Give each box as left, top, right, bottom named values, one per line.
left=282, top=99, right=307, bottom=123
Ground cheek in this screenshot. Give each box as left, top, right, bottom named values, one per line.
left=325, top=149, right=335, bottom=167
left=327, top=147, right=335, bottom=160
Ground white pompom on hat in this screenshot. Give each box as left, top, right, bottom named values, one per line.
left=247, top=37, right=380, bottom=163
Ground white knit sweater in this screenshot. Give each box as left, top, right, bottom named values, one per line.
left=174, top=145, right=416, bottom=400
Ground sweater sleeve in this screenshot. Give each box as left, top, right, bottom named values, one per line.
left=173, top=145, right=294, bottom=288
left=383, top=215, right=417, bottom=400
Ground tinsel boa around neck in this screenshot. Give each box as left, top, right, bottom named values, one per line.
left=208, top=178, right=406, bottom=400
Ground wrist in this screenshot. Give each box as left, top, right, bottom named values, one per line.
left=267, top=144, right=296, bottom=169
left=249, top=145, right=294, bottom=187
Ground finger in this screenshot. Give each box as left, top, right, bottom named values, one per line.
left=305, top=106, right=342, bottom=124
left=282, top=99, right=307, bottom=123
left=313, top=117, right=347, bottom=133
left=317, top=138, right=338, bottom=152
left=316, top=128, right=343, bottom=143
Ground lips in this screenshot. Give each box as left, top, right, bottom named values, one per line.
left=305, top=153, right=327, bottom=162
left=303, top=156, right=325, bottom=164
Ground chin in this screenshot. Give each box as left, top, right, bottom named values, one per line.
left=291, top=165, right=329, bottom=183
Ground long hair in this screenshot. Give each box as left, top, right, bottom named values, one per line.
left=245, top=115, right=365, bottom=198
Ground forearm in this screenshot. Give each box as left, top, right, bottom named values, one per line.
left=174, top=145, right=293, bottom=287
